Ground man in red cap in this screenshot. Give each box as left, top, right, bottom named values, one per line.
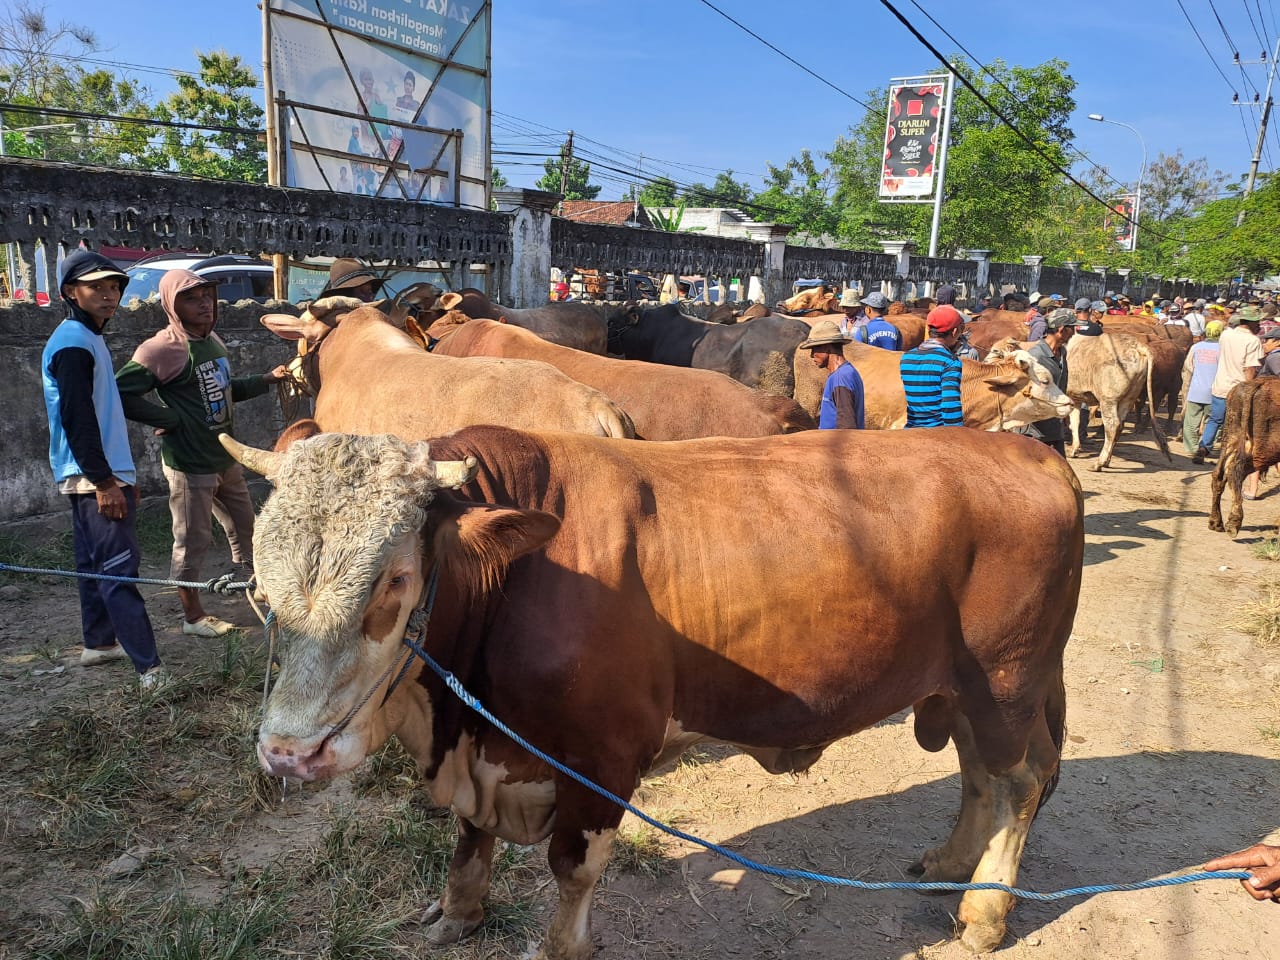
left=117, top=270, right=289, bottom=638
left=899, top=305, right=965, bottom=428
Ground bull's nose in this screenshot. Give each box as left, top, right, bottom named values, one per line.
left=258, top=736, right=329, bottom=781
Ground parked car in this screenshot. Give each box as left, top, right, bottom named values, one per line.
left=125, top=253, right=275, bottom=303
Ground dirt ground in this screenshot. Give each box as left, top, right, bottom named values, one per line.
left=1, top=431, right=1278, bottom=960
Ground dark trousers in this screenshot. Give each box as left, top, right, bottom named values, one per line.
left=70, top=489, right=160, bottom=674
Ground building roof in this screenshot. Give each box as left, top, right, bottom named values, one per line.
left=558, top=200, right=652, bottom=227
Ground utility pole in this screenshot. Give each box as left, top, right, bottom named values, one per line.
left=1235, top=37, right=1280, bottom=226
left=559, top=130, right=574, bottom=209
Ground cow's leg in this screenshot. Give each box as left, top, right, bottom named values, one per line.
left=1067, top=405, right=1082, bottom=457
left=421, top=818, right=495, bottom=945
left=1090, top=402, right=1123, bottom=471
left=956, top=714, right=1060, bottom=953
left=1209, top=452, right=1230, bottom=531
left=911, top=710, right=994, bottom=883
left=535, top=784, right=621, bottom=960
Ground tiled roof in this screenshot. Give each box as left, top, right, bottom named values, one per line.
left=559, top=200, right=650, bottom=226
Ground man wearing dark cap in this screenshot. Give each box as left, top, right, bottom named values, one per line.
left=42, top=250, right=164, bottom=688
left=800, top=320, right=864, bottom=429
left=1074, top=299, right=1105, bottom=337
left=117, top=270, right=289, bottom=638
left=853, top=291, right=901, bottom=350
left=1020, top=309, right=1076, bottom=455
left=319, top=258, right=384, bottom=302
left=1163, top=302, right=1188, bottom=327
left=1197, top=306, right=1263, bottom=462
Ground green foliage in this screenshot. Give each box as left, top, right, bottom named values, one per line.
left=491, top=165, right=509, bottom=190
left=681, top=169, right=753, bottom=207
left=754, top=150, right=838, bottom=238
left=637, top=174, right=677, bottom=207
left=649, top=202, right=685, bottom=232
left=535, top=138, right=601, bottom=200
left=145, top=51, right=265, bottom=182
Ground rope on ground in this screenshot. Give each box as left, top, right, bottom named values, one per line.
left=402, top=635, right=1252, bottom=902
left=0, top=561, right=251, bottom=594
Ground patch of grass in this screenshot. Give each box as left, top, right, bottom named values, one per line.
left=1232, top=583, right=1280, bottom=646
left=1261, top=726, right=1280, bottom=740
left=0, top=529, right=74, bottom=586
left=610, top=824, right=673, bottom=879
left=31, top=871, right=292, bottom=960
left=352, top=737, right=420, bottom=798
left=1252, top=538, right=1280, bottom=562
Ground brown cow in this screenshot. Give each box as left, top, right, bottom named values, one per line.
left=262, top=298, right=635, bottom=440
left=793, top=340, right=1072, bottom=430
left=429, top=317, right=814, bottom=439
left=776, top=285, right=837, bottom=316
left=1209, top=378, right=1280, bottom=536
left=449, top=287, right=609, bottom=354
left=224, top=422, right=1081, bottom=957
left=965, top=312, right=1031, bottom=355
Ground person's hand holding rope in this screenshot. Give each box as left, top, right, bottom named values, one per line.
left=1206, top=844, right=1280, bottom=902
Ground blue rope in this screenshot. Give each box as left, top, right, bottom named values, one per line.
left=0, top=561, right=251, bottom=594
left=403, top=637, right=1251, bottom=902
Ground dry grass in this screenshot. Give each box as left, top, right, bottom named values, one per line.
left=1251, top=538, right=1280, bottom=562
left=1231, top=583, right=1280, bottom=646
left=610, top=825, right=674, bottom=880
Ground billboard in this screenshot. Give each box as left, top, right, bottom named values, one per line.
left=879, top=76, right=949, bottom=202
left=1106, top=194, right=1138, bottom=251
left=266, top=0, right=490, bottom=209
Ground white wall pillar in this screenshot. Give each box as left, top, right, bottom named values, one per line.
left=492, top=188, right=560, bottom=308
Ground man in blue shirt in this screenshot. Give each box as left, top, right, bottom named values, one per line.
left=41, top=250, right=164, bottom=688
left=900, top=306, right=965, bottom=428
left=799, top=319, right=865, bottom=429
left=853, top=291, right=902, bottom=350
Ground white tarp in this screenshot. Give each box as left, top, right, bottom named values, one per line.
left=267, top=0, right=489, bottom=209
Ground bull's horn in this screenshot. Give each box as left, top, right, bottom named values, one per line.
left=433, top=455, right=479, bottom=489
left=219, top=434, right=285, bottom=479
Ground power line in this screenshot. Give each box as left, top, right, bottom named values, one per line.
left=0, top=102, right=261, bottom=137
left=1240, top=0, right=1269, bottom=52
left=875, top=0, right=1204, bottom=246
left=694, top=0, right=873, bottom=110
left=1175, top=0, right=1245, bottom=90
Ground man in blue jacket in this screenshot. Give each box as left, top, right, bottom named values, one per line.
left=41, top=250, right=164, bottom=689
left=853, top=291, right=902, bottom=350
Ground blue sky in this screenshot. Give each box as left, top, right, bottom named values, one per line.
left=29, top=0, right=1280, bottom=199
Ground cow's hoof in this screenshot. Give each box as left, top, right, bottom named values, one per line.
left=1208, top=518, right=1225, bottom=532
left=960, top=920, right=1007, bottom=953
left=1088, top=461, right=1105, bottom=473
left=420, top=901, right=482, bottom=946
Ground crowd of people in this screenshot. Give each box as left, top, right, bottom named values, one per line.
left=801, top=283, right=1280, bottom=463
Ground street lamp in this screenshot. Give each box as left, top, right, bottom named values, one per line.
left=1087, top=113, right=1147, bottom=252
left=0, top=120, right=77, bottom=300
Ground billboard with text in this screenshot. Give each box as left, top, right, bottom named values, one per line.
left=267, top=0, right=490, bottom=209
left=1106, top=194, right=1138, bottom=251
left=879, top=76, right=948, bottom=202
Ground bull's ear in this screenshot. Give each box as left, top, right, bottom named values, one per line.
left=430, top=501, right=561, bottom=597
left=274, top=418, right=321, bottom=453
left=982, top=370, right=1021, bottom=387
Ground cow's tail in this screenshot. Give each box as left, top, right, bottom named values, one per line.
left=1143, top=346, right=1171, bottom=462
left=1225, top=382, right=1260, bottom=492
left=598, top=402, right=637, bottom=439
left=1035, top=657, right=1068, bottom=817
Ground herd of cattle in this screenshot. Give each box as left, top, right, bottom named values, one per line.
left=226, top=284, right=1260, bottom=959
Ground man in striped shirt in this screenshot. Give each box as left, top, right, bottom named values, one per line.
left=900, top=305, right=965, bottom=428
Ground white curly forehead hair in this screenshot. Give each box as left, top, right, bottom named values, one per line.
left=254, top=433, right=447, bottom=638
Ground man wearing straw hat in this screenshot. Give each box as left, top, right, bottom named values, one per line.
left=799, top=319, right=865, bottom=429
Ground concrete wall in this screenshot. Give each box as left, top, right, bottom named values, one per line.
left=3, top=299, right=300, bottom=522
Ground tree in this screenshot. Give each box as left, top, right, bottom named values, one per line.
left=637, top=175, right=677, bottom=208
left=491, top=166, right=509, bottom=191
left=752, top=150, right=838, bottom=238
left=144, top=52, right=265, bottom=182
left=0, top=2, right=153, bottom=166
left=680, top=170, right=753, bottom=207
left=1140, top=151, right=1225, bottom=223
left=534, top=139, right=600, bottom=200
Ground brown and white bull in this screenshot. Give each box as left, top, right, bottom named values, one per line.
left=427, top=316, right=814, bottom=439
left=793, top=340, right=1073, bottom=430
left=1209, top=378, right=1280, bottom=536
left=223, top=423, right=1082, bottom=958
left=266, top=298, right=635, bottom=439
left=1063, top=332, right=1171, bottom=470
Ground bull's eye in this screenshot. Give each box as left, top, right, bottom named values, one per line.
left=388, top=575, right=407, bottom=588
